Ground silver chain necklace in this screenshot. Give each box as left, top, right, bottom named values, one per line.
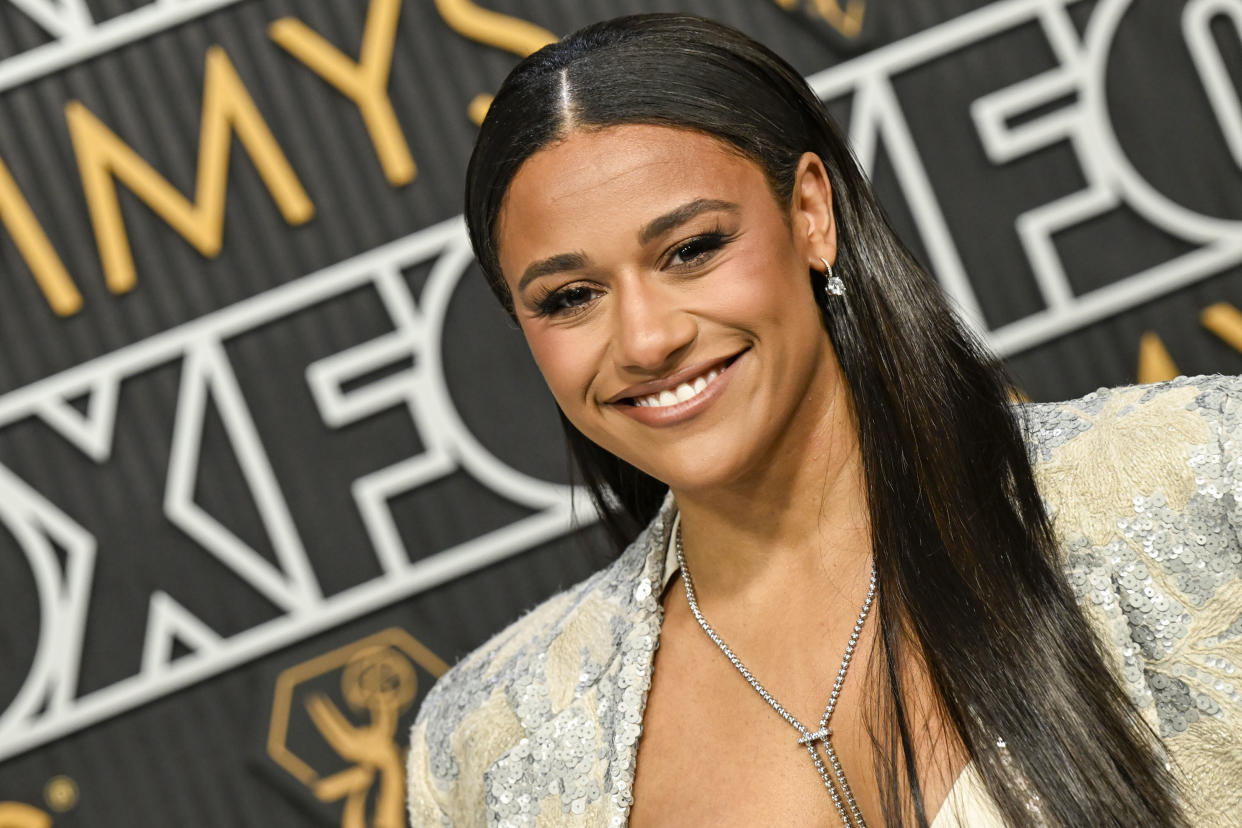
left=674, top=520, right=877, bottom=827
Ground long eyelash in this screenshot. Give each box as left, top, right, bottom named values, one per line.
left=532, top=285, right=593, bottom=318
left=670, top=228, right=736, bottom=266
left=531, top=289, right=563, bottom=317
left=529, top=229, right=734, bottom=317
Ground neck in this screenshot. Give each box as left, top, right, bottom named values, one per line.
left=669, top=378, right=872, bottom=605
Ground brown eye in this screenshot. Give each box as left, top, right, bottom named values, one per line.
left=535, top=284, right=600, bottom=317
left=669, top=232, right=729, bottom=267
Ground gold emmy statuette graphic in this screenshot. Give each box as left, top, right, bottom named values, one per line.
left=42, top=778, right=76, bottom=814
left=268, top=629, right=448, bottom=828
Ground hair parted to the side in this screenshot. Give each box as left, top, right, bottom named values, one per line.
left=465, top=14, right=1185, bottom=827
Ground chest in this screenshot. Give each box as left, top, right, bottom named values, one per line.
left=627, top=605, right=963, bottom=827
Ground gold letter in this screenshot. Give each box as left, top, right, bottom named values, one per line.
left=0, top=153, right=81, bottom=315
left=1202, top=302, right=1242, bottom=352
left=433, top=0, right=556, bottom=124
left=270, top=0, right=414, bottom=186
left=772, top=0, right=867, bottom=39
left=66, top=46, right=313, bottom=295
left=1137, top=331, right=1180, bottom=384
left=435, top=0, right=554, bottom=57
left=813, top=0, right=867, bottom=38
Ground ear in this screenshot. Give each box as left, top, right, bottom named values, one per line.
left=790, top=152, right=837, bottom=269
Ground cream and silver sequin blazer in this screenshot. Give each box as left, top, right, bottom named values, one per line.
left=407, top=376, right=1242, bottom=827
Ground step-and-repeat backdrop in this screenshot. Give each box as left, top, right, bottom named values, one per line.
left=1, top=0, right=1239, bottom=824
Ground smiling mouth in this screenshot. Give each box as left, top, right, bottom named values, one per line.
left=624, top=355, right=739, bottom=408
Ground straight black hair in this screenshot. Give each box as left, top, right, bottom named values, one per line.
left=465, top=14, right=1184, bottom=827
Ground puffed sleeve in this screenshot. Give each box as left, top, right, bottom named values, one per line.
left=1034, top=375, right=1242, bottom=823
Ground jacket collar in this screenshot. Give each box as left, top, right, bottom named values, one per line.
left=594, top=492, right=678, bottom=820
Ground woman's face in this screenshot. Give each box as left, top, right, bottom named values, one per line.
left=495, top=124, right=842, bottom=494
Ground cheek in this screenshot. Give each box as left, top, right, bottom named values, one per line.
left=716, top=238, right=810, bottom=321
left=525, top=328, right=597, bottom=406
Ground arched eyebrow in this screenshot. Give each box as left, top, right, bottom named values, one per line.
left=638, top=198, right=739, bottom=245
left=515, top=198, right=739, bottom=295
left=517, top=251, right=589, bottom=294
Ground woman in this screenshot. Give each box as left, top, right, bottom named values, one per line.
left=408, top=14, right=1242, bottom=827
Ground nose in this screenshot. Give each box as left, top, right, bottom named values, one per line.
left=610, top=275, right=697, bottom=375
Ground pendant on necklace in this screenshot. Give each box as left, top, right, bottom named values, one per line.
left=798, top=727, right=832, bottom=746
left=674, top=515, right=875, bottom=828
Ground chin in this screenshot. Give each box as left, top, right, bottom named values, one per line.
left=593, top=422, right=766, bottom=495
left=641, top=455, right=753, bottom=496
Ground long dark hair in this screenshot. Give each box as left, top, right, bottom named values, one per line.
left=465, top=14, right=1183, bottom=827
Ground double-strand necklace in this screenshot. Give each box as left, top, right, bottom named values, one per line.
left=674, top=520, right=877, bottom=828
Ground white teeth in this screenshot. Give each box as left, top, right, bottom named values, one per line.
left=632, top=364, right=727, bottom=409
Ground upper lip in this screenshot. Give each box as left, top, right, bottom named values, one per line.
left=604, top=351, right=743, bottom=404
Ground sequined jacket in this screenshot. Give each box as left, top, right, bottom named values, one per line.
left=407, top=376, right=1242, bottom=827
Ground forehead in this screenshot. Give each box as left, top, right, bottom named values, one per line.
left=507, top=124, right=757, bottom=201
left=496, top=125, right=772, bottom=266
